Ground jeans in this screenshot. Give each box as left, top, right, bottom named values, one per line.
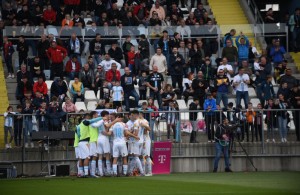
left=73, top=94, right=85, bottom=103
left=50, top=62, right=63, bottom=80
left=214, top=142, right=230, bottom=170
left=24, top=119, right=32, bottom=143
left=205, top=115, right=215, bottom=141
left=236, top=91, right=249, bottom=109
left=216, top=92, right=228, bottom=107
left=278, top=116, right=287, bottom=140
left=150, top=90, right=162, bottom=109
left=93, top=54, right=102, bottom=67
left=4, top=56, right=14, bottom=74
left=124, top=90, right=139, bottom=111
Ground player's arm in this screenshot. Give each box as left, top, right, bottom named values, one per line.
left=141, top=121, right=151, bottom=131
left=104, top=117, right=123, bottom=129
left=83, top=117, right=102, bottom=126
left=91, top=119, right=104, bottom=128
left=125, top=129, right=139, bottom=140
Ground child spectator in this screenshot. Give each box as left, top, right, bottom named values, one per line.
left=70, top=76, right=85, bottom=103
left=36, top=101, right=49, bottom=131
left=254, top=103, right=263, bottom=142
left=112, top=81, right=124, bottom=109
left=245, top=102, right=256, bottom=142
left=4, top=106, right=14, bottom=149
left=14, top=105, right=23, bottom=147
left=167, top=101, right=179, bottom=142
left=138, top=71, right=148, bottom=100
left=23, top=100, right=34, bottom=148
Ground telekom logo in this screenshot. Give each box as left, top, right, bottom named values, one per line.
left=158, top=155, right=166, bottom=164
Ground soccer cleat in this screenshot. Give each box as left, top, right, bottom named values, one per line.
left=225, top=168, right=233, bottom=172
left=145, top=173, right=152, bottom=177
left=90, top=175, right=99, bottom=178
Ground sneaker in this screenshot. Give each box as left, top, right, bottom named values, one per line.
left=11, top=74, right=15, bottom=79
left=8, top=143, right=12, bottom=148
left=266, top=139, right=270, bottom=143
left=281, top=138, right=284, bottom=143
left=213, top=169, right=217, bottom=173
left=145, top=173, right=153, bottom=177
left=225, top=168, right=233, bottom=172
left=284, top=138, right=287, bottom=143
left=272, top=139, right=276, bottom=143
left=5, top=144, right=9, bottom=149
left=30, top=142, right=34, bottom=148
left=7, top=74, right=11, bottom=79
left=25, top=143, right=29, bottom=148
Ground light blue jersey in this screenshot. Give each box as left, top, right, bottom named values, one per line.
left=112, top=122, right=126, bottom=144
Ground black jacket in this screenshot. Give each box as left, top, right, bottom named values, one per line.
left=169, top=53, right=185, bottom=75
left=121, top=73, right=137, bottom=93
left=108, top=47, right=123, bottom=63
left=50, top=80, right=68, bottom=98
left=189, top=102, right=198, bottom=121
left=17, top=41, right=29, bottom=58
left=37, top=40, right=50, bottom=58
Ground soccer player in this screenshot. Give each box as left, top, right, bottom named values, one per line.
left=91, top=110, right=122, bottom=176
left=88, top=111, right=100, bottom=178
left=108, top=113, right=139, bottom=176
left=126, top=111, right=137, bottom=175
left=74, top=125, right=81, bottom=177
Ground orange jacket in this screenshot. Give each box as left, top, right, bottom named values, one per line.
left=33, top=82, right=48, bottom=96
left=246, top=110, right=256, bottom=123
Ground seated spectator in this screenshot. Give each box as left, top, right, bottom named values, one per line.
left=95, top=64, right=106, bottom=92
left=36, top=101, right=49, bottom=132
left=17, top=76, right=33, bottom=103
left=79, top=64, right=95, bottom=90
left=62, top=97, right=78, bottom=113
left=270, top=39, right=286, bottom=65
left=150, top=1, right=166, bottom=20
left=108, top=42, right=123, bottom=64
left=72, top=12, right=85, bottom=28
left=86, top=22, right=100, bottom=37
left=99, top=81, right=112, bottom=102
left=105, top=63, right=121, bottom=88
left=33, top=76, right=48, bottom=99
left=17, top=64, right=33, bottom=85
left=176, top=19, right=191, bottom=37
left=167, top=3, right=184, bottom=19
left=66, top=33, right=84, bottom=65
left=32, top=91, right=48, bottom=109
left=149, top=11, right=162, bottom=26
left=162, top=84, right=177, bottom=110
left=50, top=77, right=68, bottom=102
left=99, top=53, right=121, bottom=72
left=70, top=76, right=85, bottom=103
left=43, top=4, right=56, bottom=25
left=138, top=71, right=148, bottom=100
left=65, top=55, right=81, bottom=80
left=61, top=14, right=74, bottom=27
left=278, top=68, right=298, bottom=89
left=274, top=62, right=287, bottom=83
left=87, top=56, right=96, bottom=71
left=32, top=62, right=46, bottom=81
left=89, top=34, right=105, bottom=65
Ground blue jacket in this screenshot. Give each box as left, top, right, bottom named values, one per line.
left=261, top=81, right=275, bottom=100
left=235, top=35, right=249, bottom=60
left=270, top=46, right=286, bottom=63
left=204, top=98, right=217, bottom=116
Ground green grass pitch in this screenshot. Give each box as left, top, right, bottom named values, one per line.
left=1, top=172, right=300, bottom=195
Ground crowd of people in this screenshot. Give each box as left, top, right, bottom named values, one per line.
left=1, top=0, right=300, bottom=153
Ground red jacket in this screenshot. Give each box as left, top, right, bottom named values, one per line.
left=47, top=45, right=67, bottom=63
left=65, top=60, right=81, bottom=73
left=106, top=69, right=121, bottom=82
left=33, top=82, right=48, bottom=96
left=64, top=0, right=80, bottom=5
left=43, top=10, right=56, bottom=22
left=127, top=51, right=135, bottom=65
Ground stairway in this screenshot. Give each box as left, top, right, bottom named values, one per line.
left=208, top=0, right=262, bottom=52
left=0, top=57, right=10, bottom=148
left=290, top=52, right=300, bottom=71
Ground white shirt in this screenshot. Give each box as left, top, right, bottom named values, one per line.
left=133, top=119, right=145, bottom=144
left=218, top=64, right=233, bottom=80
left=176, top=25, right=191, bottom=37
left=233, top=74, right=250, bottom=92
left=182, top=78, right=192, bottom=91
left=149, top=54, right=167, bottom=73
left=126, top=120, right=135, bottom=143
left=112, top=86, right=123, bottom=101
left=99, top=59, right=121, bottom=72
left=71, top=62, right=76, bottom=71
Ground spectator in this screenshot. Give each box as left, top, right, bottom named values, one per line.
left=169, top=47, right=185, bottom=93
left=56, top=5, right=67, bottom=25
left=105, top=63, right=121, bottom=87
left=66, top=33, right=84, bottom=65
left=277, top=82, right=291, bottom=101
left=138, top=34, right=150, bottom=60
left=255, top=56, right=272, bottom=101
left=85, top=22, right=100, bottom=37
left=223, top=29, right=236, bottom=47
left=149, top=47, right=167, bottom=85
left=189, top=42, right=203, bottom=74
left=17, top=76, right=33, bottom=103
left=204, top=92, right=217, bottom=142
left=108, top=3, right=121, bottom=22
left=4, top=106, right=14, bottom=149
left=80, top=64, right=95, bottom=90
left=37, top=34, right=50, bottom=70
left=147, top=65, right=164, bottom=109
left=193, top=2, right=206, bottom=19
left=270, top=39, right=286, bottom=65
left=112, top=81, right=124, bottom=109
left=3, top=36, right=15, bottom=78
left=50, top=77, right=68, bottom=102
left=99, top=53, right=121, bottom=72
left=108, top=42, right=123, bottom=64
left=178, top=40, right=190, bottom=77
left=235, top=33, right=250, bottom=65
left=94, top=65, right=106, bottom=93
left=63, top=97, right=78, bottom=113
left=48, top=96, right=65, bottom=132
left=176, top=19, right=191, bottom=37
left=121, top=67, right=139, bottom=111
left=260, top=75, right=276, bottom=106
left=89, top=34, right=105, bottom=65
left=274, top=62, right=287, bottom=83
left=189, top=98, right=199, bottom=143
left=13, top=105, right=23, bottom=147
left=36, top=101, right=49, bottom=132
left=61, top=14, right=74, bottom=27
left=185, top=12, right=197, bottom=26
left=157, top=31, right=171, bottom=66
left=122, top=11, right=139, bottom=26
left=264, top=99, right=277, bottom=143
left=43, top=4, right=56, bottom=25
left=215, top=69, right=230, bottom=108
left=147, top=97, right=159, bottom=137
left=166, top=101, right=179, bottom=142
left=133, top=1, right=149, bottom=26
left=290, top=85, right=300, bottom=141
left=47, top=41, right=67, bottom=79
left=17, top=4, right=31, bottom=25
left=65, top=56, right=81, bottom=80
left=122, top=36, right=134, bottom=67
left=169, top=32, right=182, bottom=52
left=288, top=8, right=300, bottom=52
left=33, top=76, right=48, bottom=99
left=17, top=35, right=29, bottom=68
left=167, top=2, right=183, bottom=19
left=32, top=91, right=47, bottom=109
left=23, top=100, right=34, bottom=148
left=72, top=12, right=85, bottom=28
left=149, top=0, right=165, bottom=20
left=149, top=11, right=162, bottom=26
left=245, top=102, right=256, bottom=142
left=254, top=103, right=263, bottom=142
left=200, top=58, right=214, bottom=83
left=222, top=39, right=238, bottom=73
left=162, top=84, right=177, bottom=110
left=192, top=71, right=208, bottom=108
left=233, top=68, right=250, bottom=109
left=138, top=71, right=148, bottom=100
left=274, top=94, right=290, bottom=143
left=278, top=68, right=298, bottom=89
left=127, top=45, right=137, bottom=74
left=218, top=57, right=234, bottom=79
left=70, top=76, right=85, bottom=103
left=183, top=72, right=195, bottom=103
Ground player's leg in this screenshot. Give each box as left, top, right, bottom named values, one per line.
left=90, top=142, right=98, bottom=177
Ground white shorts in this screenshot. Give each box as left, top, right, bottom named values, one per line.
left=78, top=141, right=90, bottom=159
left=113, top=142, right=128, bottom=158
left=128, top=142, right=133, bottom=154
left=89, top=142, right=97, bottom=157
left=143, top=138, right=151, bottom=157
left=131, top=142, right=143, bottom=156
left=75, top=147, right=79, bottom=159
left=97, top=137, right=110, bottom=155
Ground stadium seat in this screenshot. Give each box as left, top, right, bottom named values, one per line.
left=44, top=70, right=51, bottom=80
left=96, top=90, right=100, bottom=100
left=138, top=100, right=147, bottom=106
left=180, top=112, right=189, bottom=120
left=84, top=90, right=97, bottom=102
left=69, top=80, right=75, bottom=90
left=45, top=80, right=53, bottom=91
left=75, top=102, right=87, bottom=111
left=248, top=87, right=256, bottom=97
left=250, top=98, right=260, bottom=106
left=177, top=100, right=187, bottom=110
left=87, top=101, right=98, bottom=111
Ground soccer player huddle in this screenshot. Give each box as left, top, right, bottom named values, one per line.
left=74, top=110, right=152, bottom=178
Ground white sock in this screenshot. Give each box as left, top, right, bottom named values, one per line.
left=98, top=160, right=103, bottom=176
left=91, top=160, right=96, bottom=176
left=113, top=164, right=117, bottom=175
left=128, top=156, right=135, bottom=174
left=123, top=165, right=128, bottom=175
left=84, top=166, right=89, bottom=176
left=77, top=161, right=80, bottom=175
left=134, top=157, right=144, bottom=174
left=146, top=157, right=152, bottom=174
left=106, top=160, right=112, bottom=173
left=78, top=166, right=83, bottom=176
left=140, top=157, right=145, bottom=173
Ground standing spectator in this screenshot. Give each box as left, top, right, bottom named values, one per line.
left=138, top=71, right=148, bottom=100
left=275, top=94, right=289, bottom=143
left=46, top=41, right=67, bottom=79
left=189, top=43, right=203, bottom=74
left=72, top=13, right=85, bottom=28
left=193, top=2, right=206, bottom=19
left=176, top=19, right=191, bottom=37
left=260, top=76, right=276, bottom=106
left=121, top=67, right=139, bottom=111
left=149, top=0, right=165, bottom=20
left=222, top=39, right=238, bottom=73
left=4, top=106, right=14, bottom=149
left=65, top=55, right=81, bottom=80
left=149, top=48, right=167, bottom=84
left=183, top=72, right=195, bottom=103
left=89, top=34, right=105, bottom=65
left=157, top=31, right=170, bottom=66
left=99, top=53, right=121, bottom=72
left=13, top=105, right=23, bottom=147
left=94, top=65, right=106, bottom=94
left=278, top=68, right=298, bottom=89
left=189, top=98, right=199, bottom=143
left=33, top=76, right=48, bottom=100
left=30, top=57, right=46, bottom=80
left=245, top=102, right=256, bottom=142
left=146, top=66, right=164, bottom=109
left=218, top=57, right=234, bottom=79
left=37, top=34, right=50, bottom=70
left=166, top=101, right=179, bottom=142
left=192, top=71, right=208, bottom=108
left=270, top=39, right=286, bottom=65
left=3, top=36, right=15, bottom=78
left=70, top=76, right=85, bottom=103
left=127, top=45, right=137, bottom=74
left=122, top=36, right=134, bottom=67
left=288, top=8, right=300, bottom=52
left=17, top=76, right=33, bottom=104
left=79, top=64, right=95, bottom=90
left=108, top=42, right=123, bottom=64
left=23, top=100, right=33, bottom=148
left=264, top=99, right=277, bottom=143
left=215, top=69, right=230, bottom=108
left=138, top=34, right=150, bottom=60
left=17, top=35, right=29, bottom=68
left=223, top=29, right=236, bottom=47
left=162, top=84, right=177, bottom=110
left=233, top=68, right=250, bottom=109
left=277, top=82, right=291, bottom=101
left=178, top=41, right=189, bottom=77
left=50, top=77, right=68, bottom=102
left=17, top=4, right=31, bottom=25
left=105, top=63, right=121, bottom=88
left=204, top=92, right=217, bottom=142
left=133, top=1, right=150, bottom=26
left=36, top=101, right=49, bottom=132
left=254, top=103, right=263, bottom=142
left=66, top=33, right=84, bottom=65
left=255, top=56, right=272, bottom=104
left=112, top=81, right=124, bottom=109
left=43, top=4, right=56, bottom=25
left=169, top=47, right=184, bottom=94
left=200, top=58, right=214, bottom=83
left=235, top=33, right=249, bottom=65
left=48, top=96, right=65, bottom=132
